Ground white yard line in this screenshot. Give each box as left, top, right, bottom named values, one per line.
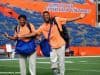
left=67, top=69, right=100, bottom=72
left=65, top=56, right=100, bottom=58
left=0, top=59, right=100, bottom=64
left=37, top=67, right=100, bottom=72
left=0, top=72, right=20, bottom=74
left=0, top=59, right=18, bottom=61
left=0, top=68, right=100, bottom=74
left=0, top=56, right=100, bottom=61
left=37, top=56, right=100, bottom=59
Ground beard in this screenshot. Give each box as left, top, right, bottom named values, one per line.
left=20, top=22, right=26, bottom=26
left=45, top=20, right=50, bottom=23
left=44, top=18, right=51, bottom=23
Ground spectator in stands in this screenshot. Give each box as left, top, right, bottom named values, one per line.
left=4, top=15, right=36, bottom=75
left=22, top=11, right=85, bottom=75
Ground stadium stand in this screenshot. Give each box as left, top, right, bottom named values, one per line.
left=0, top=6, right=100, bottom=47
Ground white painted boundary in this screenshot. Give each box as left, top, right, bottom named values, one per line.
left=0, top=72, right=20, bottom=74
left=37, top=67, right=100, bottom=72
left=0, top=56, right=100, bottom=61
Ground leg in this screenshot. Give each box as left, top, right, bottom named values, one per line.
left=28, top=52, right=36, bottom=75
left=57, top=45, right=65, bottom=75
left=50, top=49, right=59, bottom=75
left=19, top=55, right=26, bottom=75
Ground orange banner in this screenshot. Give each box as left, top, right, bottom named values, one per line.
left=0, top=0, right=96, bottom=26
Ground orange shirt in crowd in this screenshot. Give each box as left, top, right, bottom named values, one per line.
left=15, top=23, right=35, bottom=42
left=36, top=17, right=67, bottom=48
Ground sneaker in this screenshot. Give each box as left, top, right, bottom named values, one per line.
left=52, top=68, right=59, bottom=75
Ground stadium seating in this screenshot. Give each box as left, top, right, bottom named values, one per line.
left=0, top=6, right=100, bottom=47
left=44, top=0, right=85, bottom=3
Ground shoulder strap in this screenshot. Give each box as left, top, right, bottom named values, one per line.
left=15, top=26, right=18, bottom=32
left=27, top=23, right=32, bottom=33
left=47, top=23, right=53, bottom=41
left=15, top=25, right=20, bottom=33
left=53, top=17, right=70, bottom=48
left=53, top=17, right=61, bottom=33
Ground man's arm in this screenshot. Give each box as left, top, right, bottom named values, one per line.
left=57, top=14, right=86, bottom=25
left=20, top=23, right=37, bottom=38
left=67, top=14, right=86, bottom=22
left=19, top=32, right=37, bottom=38
left=4, top=33, right=17, bottom=40
left=19, top=25, right=43, bottom=38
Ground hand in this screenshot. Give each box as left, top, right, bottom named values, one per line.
left=14, top=34, right=18, bottom=38
left=80, top=14, right=86, bottom=19
left=4, top=33, right=9, bottom=38
left=36, top=35, right=41, bottom=40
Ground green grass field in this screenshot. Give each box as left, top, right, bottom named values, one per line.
left=0, top=56, right=100, bottom=75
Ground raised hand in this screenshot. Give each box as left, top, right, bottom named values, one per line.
left=80, top=13, right=86, bottom=19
